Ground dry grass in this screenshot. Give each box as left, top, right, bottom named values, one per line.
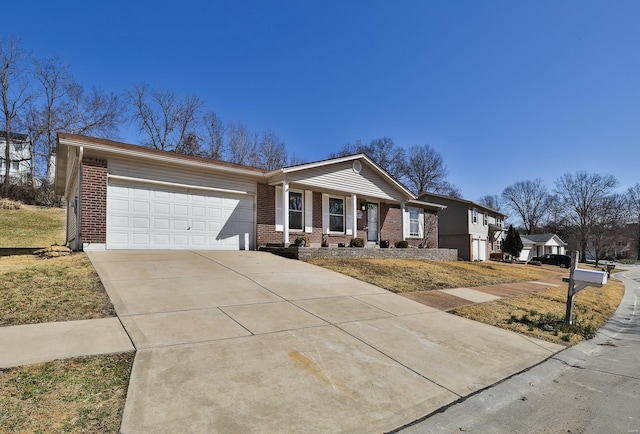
left=452, top=279, right=625, bottom=345
left=0, top=253, right=114, bottom=326
left=308, top=258, right=547, bottom=293
left=0, top=352, right=134, bottom=433
left=0, top=205, right=66, bottom=247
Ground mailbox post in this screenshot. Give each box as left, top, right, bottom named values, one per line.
left=563, top=250, right=608, bottom=325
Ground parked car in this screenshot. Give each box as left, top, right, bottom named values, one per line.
left=531, top=254, right=572, bottom=268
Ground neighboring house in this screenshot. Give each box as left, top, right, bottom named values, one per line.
left=0, top=130, right=31, bottom=183
left=418, top=192, right=506, bottom=261
left=54, top=133, right=446, bottom=252
left=518, top=233, right=567, bottom=262
left=585, top=231, right=636, bottom=261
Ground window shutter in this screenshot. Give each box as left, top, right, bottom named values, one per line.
left=402, top=204, right=409, bottom=239
left=418, top=208, right=425, bottom=238
left=345, top=196, right=353, bottom=235
left=322, top=194, right=329, bottom=234
left=275, top=186, right=283, bottom=232
left=304, top=190, right=313, bottom=233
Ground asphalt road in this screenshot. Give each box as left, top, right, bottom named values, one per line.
left=394, top=267, right=640, bottom=434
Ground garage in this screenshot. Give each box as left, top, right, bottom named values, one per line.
left=106, top=180, right=255, bottom=250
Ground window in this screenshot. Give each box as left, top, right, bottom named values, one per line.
left=11, top=161, right=19, bottom=171
left=472, top=208, right=478, bottom=224
left=483, top=213, right=488, bottom=226
left=289, top=191, right=303, bottom=230
left=497, top=217, right=503, bottom=227
left=496, top=239, right=503, bottom=251
left=409, top=208, right=420, bottom=237
left=329, top=197, right=344, bottom=232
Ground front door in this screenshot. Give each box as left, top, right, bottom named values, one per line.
left=367, top=203, right=379, bottom=242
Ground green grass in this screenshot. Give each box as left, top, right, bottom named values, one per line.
left=0, top=204, right=66, bottom=247
left=0, top=353, right=134, bottom=434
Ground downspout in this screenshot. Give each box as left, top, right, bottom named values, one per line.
left=76, top=146, right=83, bottom=251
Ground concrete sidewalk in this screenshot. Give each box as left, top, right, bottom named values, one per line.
left=0, top=317, right=133, bottom=368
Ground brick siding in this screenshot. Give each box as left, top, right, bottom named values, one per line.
left=80, top=158, right=107, bottom=244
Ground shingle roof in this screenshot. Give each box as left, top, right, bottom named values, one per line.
left=0, top=130, right=29, bottom=142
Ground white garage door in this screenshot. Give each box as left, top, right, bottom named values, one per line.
left=107, top=181, right=254, bottom=250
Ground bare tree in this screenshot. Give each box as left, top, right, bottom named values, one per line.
left=202, top=111, right=225, bottom=160
left=27, top=57, right=124, bottom=182
left=331, top=137, right=405, bottom=179
left=501, top=179, right=549, bottom=235
left=478, top=194, right=502, bottom=212
left=226, top=121, right=256, bottom=166
left=555, top=172, right=618, bottom=262
left=588, top=193, right=627, bottom=267
left=257, top=129, right=288, bottom=170
left=403, top=144, right=460, bottom=197
left=0, top=36, right=33, bottom=191
left=626, top=184, right=640, bottom=260
left=126, top=83, right=203, bottom=153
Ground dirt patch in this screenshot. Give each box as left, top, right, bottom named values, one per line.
left=402, top=291, right=475, bottom=311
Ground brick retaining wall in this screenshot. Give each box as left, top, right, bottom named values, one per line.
left=262, top=246, right=458, bottom=262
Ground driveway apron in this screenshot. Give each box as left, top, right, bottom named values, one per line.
left=88, top=250, right=563, bottom=434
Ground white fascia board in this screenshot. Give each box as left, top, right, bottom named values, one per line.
left=58, top=137, right=266, bottom=180
left=266, top=153, right=415, bottom=199
left=406, top=199, right=447, bottom=211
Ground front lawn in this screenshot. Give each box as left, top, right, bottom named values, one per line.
left=308, top=258, right=548, bottom=293
left=0, top=253, right=115, bottom=326
left=0, top=353, right=134, bottom=433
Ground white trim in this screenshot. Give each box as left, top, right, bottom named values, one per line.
left=107, top=174, right=251, bottom=195
left=83, top=243, right=106, bottom=251
left=345, top=195, right=353, bottom=236
left=304, top=190, right=313, bottom=233
left=275, top=186, right=283, bottom=232
left=265, top=153, right=415, bottom=199
left=59, top=136, right=264, bottom=179
left=401, top=202, right=408, bottom=240
left=283, top=181, right=289, bottom=244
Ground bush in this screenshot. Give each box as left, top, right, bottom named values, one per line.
left=1, top=182, right=64, bottom=207
left=394, top=240, right=409, bottom=248
left=294, top=236, right=310, bottom=247
left=380, top=240, right=390, bottom=248
left=349, top=237, right=365, bottom=247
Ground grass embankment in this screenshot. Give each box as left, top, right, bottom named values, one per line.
left=0, top=253, right=115, bottom=326
left=0, top=203, right=66, bottom=247
left=0, top=203, right=133, bottom=433
left=310, top=258, right=625, bottom=346
left=308, top=258, right=547, bottom=292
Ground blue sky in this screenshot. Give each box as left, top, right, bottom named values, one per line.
left=4, top=1, right=639, bottom=201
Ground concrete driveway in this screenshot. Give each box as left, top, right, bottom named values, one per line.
left=88, top=250, right=562, bottom=433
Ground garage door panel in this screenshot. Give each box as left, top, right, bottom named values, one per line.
left=107, top=181, right=254, bottom=250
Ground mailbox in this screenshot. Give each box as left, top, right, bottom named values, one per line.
left=573, top=268, right=608, bottom=285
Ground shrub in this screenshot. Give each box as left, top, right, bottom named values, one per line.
left=394, top=240, right=409, bottom=248
left=349, top=237, right=365, bottom=247
left=294, top=236, right=310, bottom=247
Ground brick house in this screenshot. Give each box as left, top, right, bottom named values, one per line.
left=55, top=133, right=445, bottom=251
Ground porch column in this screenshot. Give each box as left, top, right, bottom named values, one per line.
left=351, top=193, right=357, bottom=238
left=282, top=180, right=289, bottom=245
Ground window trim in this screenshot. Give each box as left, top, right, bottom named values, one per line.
left=472, top=208, right=478, bottom=224
left=328, top=196, right=345, bottom=234
left=288, top=190, right=304, bottom=232
left=409, top=207, right=420, bottom=238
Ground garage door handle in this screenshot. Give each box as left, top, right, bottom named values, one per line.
left=187, top=227, right=191, bottom=230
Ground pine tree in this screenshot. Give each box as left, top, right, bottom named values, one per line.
left=503, top=225, right=523, bottom=258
